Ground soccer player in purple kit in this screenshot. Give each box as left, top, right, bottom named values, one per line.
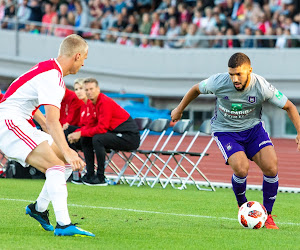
left=171, top=52, right=300, bottom=229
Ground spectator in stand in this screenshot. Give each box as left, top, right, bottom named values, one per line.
left=112, top=13, right=128, bottom=31
left=150, top=12, right=162, bottom=37
left=127, top=14, right=139, bottom=33
left=17, top=0, right=31, bottom=30
left=182, top=23, right=204, bottom=48
left=60, top=88, right=84, bottom=130
left=257, top=12, right=271, bottom=34
left=139, top=12, right=152, bottom=34
left=152, top=26, right=167, bottom=48
left=54, top=16, right=74, bottom=37
left=179, top=21, right=189, bottom=36
left=283, top=15, right=299, bottom=35
left=214, top=10, right=229, bottom=33
left=202, top=7, right=217, bottom=35
left=166, top=16, right=181, bottom=47
left=89, top=0, right=103, bottom=21
left=155, top=0, right=170, bottom=21
left=28, top=0, right=43, bottom=23
left=242, top=26, right=254, bottom=47
left=115, top=0, right=126, bottom=14
left=137, top=0, right=152, bottom=14
left=275, top=26, right=286, bottom=48
left=254, top=28, right=269, bottom=47
left=225, top=26, right=241, bottom=47
left=100, top=0, right=115, bottom=31
left=193, top=8, right=203, bottom=28
left=41, top=1, right=57, bottom=34
left=212, top=30, right=225, bottom=47
left=67, top=78, right=140, bottom=186
left=57, top=3, right=75, bottom=26
left=116, top=25, right=135, bottom=46
left=139, top=37, right=151, bottom=48
left=74, top=0, right=90, bottom=35
left=177, top=2, right=191, bottom=24
left=1, top=1, right=15, bottom=29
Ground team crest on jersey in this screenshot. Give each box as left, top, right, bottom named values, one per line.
left=226, top=143, right=232, bottom=151
left=248, top=96, right=256, bottom=103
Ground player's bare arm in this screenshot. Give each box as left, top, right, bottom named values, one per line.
left=44, top=105, right=85, bottom=170
left=282, top=99, right=300, bottom=151
left=33, top=109, right=48, bottom=133
left=171, top=83, right=201, bottom=122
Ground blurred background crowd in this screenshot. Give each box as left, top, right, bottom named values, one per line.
left=0, top=0, right=299, bottom=48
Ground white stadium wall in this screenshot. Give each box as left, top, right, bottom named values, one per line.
left=0, top=29, right=299, bottom=137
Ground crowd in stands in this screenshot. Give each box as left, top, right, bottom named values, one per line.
left=0, top=0, right=300, bottom=48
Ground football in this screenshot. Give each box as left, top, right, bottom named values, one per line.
left=238, top=201, right=268, bottom=229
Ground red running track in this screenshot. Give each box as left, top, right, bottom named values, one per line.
left=108, top=135, right=300, bottom=189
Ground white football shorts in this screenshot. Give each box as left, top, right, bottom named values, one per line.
left=0, top=117, right=53, bottom=167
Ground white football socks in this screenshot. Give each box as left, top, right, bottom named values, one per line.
left=35, top=164, right=73, bottom=213
left=45, top=165, right=71, bottom=226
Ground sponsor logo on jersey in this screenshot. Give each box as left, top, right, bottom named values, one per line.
left=231, top=103, right=242, bottom=111
left=219, top=104, right=255, bottom=119
left=248, top=96, right=256, bottom=103
left=223, top=96, right=229, bottom=100
left=275, top=89, right=283, bottom=100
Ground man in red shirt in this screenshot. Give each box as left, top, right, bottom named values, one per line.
left=60, top=88, right=84, bottom=129
left=68, top=78, right=140, bottom=186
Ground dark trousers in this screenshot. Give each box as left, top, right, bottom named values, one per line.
left=64, top=125, right=82, bottom=151
left=81, top=132, right=140, bottom=181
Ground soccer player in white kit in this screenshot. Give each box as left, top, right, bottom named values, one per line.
left=0, top=34, right=94, bottom=237
left=171, top=52, right=300, bottom=229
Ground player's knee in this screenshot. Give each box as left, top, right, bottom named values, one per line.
left=232, top=162, right=249, bottom=177
left=234, top=168, right=249, bottom=177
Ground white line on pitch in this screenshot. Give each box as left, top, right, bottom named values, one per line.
left=0, top=197, right=299, bottom=226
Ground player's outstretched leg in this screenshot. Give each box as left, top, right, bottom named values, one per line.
left=25, top=202, right=54, bottom=231
left=54, top=223, right=95, bottom=237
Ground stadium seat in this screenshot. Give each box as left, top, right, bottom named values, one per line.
left=104, top=117, right=152, bottom=184
left=141, top=119, right=194, bottom=188
left=173, top=119, right=215, bottom=191
left=128, top=118, right=170, bottom=187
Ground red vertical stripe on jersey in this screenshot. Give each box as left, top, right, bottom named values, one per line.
left=5, top=120, right=37, bottom=150
left=0, top=59, right=62, bottom=103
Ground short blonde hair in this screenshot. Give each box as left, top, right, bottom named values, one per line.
left=74, top=78, right=85, bottom=87
left=58, top=34, right=88, bottom=57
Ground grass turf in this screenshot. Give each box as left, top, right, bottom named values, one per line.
left=0, top=179, right=299, bottom=249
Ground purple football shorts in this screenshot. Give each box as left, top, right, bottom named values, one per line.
left=212, top=122, right=273, bottom=164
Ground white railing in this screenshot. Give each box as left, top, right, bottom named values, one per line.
left=1, top=18, right=300, bottom=49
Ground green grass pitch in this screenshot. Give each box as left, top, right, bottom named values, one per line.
left=0, top=179, right=299, bottom=249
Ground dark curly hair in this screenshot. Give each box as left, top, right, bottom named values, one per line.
left=228, top=53, right=251, bottom=68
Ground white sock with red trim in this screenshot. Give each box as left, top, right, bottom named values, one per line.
left=64, top=164, right=73, bottom=181
left=45, top=165, right=71, bottom=226
left=35, top=164, right=73, bottom=213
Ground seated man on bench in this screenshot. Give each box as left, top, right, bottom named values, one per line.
left=68, top=78, right=140, bottom=186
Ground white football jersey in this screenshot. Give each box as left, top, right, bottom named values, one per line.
left=0, top=58, right=66, bottom=121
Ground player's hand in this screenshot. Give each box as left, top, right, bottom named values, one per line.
left=171, top=107, right=183, bottom=122
left=64, top=148, right=86, bottom=171
left=68, top=131, right=81, bottom=144
left=62, top=123, right=69, bottom=130
left=296, top=134, right=300, bottom=151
